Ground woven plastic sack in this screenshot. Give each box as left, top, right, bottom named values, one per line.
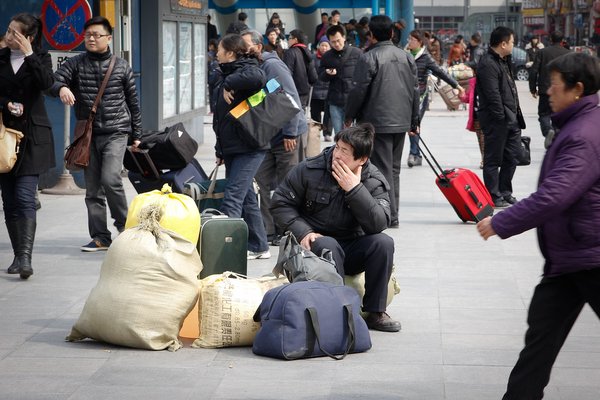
left=66, top=203, right=202, bottom=351
left=125, top=183, right=200, bottom=246
left=191, top=273, right=287, bottom=348
left=344, top=266, right=400, bottom=314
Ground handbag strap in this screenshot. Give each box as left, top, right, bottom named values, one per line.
left=206, top=164, right=220, bottom=196
left=90, top=55, right=117, bottom=116
left=306, top=304, right=356, bottom=360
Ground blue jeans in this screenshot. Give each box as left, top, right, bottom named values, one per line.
left=222, top=151, right=269, bottom=253
left=329, top=104, right=345, bottom=135
left=84, top=134, right=129, bottom=245
left=0, top=174, right=39, bottom=221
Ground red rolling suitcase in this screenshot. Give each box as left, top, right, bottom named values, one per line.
left=418, top=136, right=493, bottom=223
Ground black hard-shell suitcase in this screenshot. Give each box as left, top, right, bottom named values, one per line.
left=123, top=123, right=198, bottom=171
left=199, top=210, right=248, bottom=279
left=126, top=147, right=208, bottom=193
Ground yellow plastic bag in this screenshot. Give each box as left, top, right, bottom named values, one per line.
left=125, top=184, right=200, bottom=245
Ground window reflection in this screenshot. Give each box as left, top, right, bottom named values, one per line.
left=162, top=21, right=177, bottom=118
left=179, top=22, right=192, bottom=113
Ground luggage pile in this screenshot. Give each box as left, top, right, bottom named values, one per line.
left=66, top=123, right=401, bottom=358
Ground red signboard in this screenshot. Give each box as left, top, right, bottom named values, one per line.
left=41, top=0, right=92, bottom=50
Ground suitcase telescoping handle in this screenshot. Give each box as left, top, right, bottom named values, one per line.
left=415, top=135, right=451, bottom=181
left=127, top=147, right=161, bottom=180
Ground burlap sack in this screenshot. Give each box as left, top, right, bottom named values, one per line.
left=345, top=266, right=400, bottom=312
left=192, top=273, right=287, bottom=348
left=66, top=204, right=202, bottom=351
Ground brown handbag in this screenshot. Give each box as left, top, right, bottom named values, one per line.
left=64, top=55, right=116, bottom=171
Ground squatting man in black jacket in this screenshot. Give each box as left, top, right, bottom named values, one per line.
left=51, top=16, right=142, bottom=252
left=270, top=124, right=401, bottom=332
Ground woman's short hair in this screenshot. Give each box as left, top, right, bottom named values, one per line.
left=334, top=123, right=376, bottom=159
left=547, top=52, right=600, bottom=96
left=219, top=34, right=249, bottom=59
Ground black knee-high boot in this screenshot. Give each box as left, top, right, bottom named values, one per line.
left=6, top=220, right=20, bottom=274
left=16, top=218, right=36, bottom=280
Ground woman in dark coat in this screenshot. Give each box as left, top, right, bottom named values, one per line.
left=477, top=52, right=600, bottom=399
left=0, top=13, right=55, bottom=279
left=212, top=34, right=270, bottom=259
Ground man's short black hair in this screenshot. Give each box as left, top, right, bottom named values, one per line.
left=327, top=24, right=346, bottom=39
left=84, top=16, right=112, bottom=35
left=369, top=15, right=393, bottom=42
left=321, top=12, right=328, bottom=17
left=550, top=30, right=564, bottom=44
left=471, top=33, right=482, bottom=44
left=334, top=123, right=375, bottom=160
left=331, top=10, right=340, bottom=16
left=238, top=12, right=247, bottom=21
left=489, top=26, right=514, bottom=48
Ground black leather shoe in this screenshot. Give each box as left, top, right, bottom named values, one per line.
left=504, top=195, right=517, bottom=205
left=364, top=312, right=401, bottom=332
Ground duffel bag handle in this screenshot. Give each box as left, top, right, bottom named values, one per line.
left=306, top=304, right=356, bottom=360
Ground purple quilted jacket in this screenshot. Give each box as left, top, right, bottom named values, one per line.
left=492, top=93, right=600, bottom=277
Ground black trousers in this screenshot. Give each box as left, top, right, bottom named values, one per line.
left=503, top=268, right=600, bottom=400
left=370, top=132, right=406, bottom=224
left=481, top=123, right=521, bottom=202
left=310, top=233, right=395, bottom=313
left=310, top=98, right=331, bottom=135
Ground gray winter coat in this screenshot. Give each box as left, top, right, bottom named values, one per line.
left=345, top=41, right=420, bottom=133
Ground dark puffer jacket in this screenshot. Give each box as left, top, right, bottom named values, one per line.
left=270, top=146, right=391, bottom=242
left=212, top=57, right=266, bottom=156
left=476, top=48, right=523, bottom=131
left=51, top=50, right=141, bottom=140
left=413, top=47, right=459, bottom=95
left=317, top=44, right=363, bottom=107
left=282, top=44, right=317, bottom=106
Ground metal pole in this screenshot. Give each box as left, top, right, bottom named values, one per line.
left=41, top=104, right=85, bottom=195
left=505, top=0, right=508, bottom=25
left=431, top=0, right=434, bottom=33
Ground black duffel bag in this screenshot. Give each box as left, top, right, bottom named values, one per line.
left=124, top=123, right=198, bottom=171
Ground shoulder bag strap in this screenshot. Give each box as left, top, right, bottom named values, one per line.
left=90, top=55, right=117, bottom=116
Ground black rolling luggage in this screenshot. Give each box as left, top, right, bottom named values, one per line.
left=126, top=147, right=208, bottom=193
left=123, top=123, right=198, bottom=171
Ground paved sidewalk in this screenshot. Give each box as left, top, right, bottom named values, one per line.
left=0, top=82, right=598, bottom=400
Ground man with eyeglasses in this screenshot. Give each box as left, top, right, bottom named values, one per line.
left=476, top=26, right=525, bottom=209
left=50, top=16, right=141, bottom=252
left=317, top=24, right=362, bottom=138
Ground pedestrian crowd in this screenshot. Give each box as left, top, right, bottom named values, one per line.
left=1, top=10, right=600, bottom=398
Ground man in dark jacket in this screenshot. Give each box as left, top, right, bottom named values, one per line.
left=529, top=30, right=569, bottom=148
left=283, top=29, right=317, bottom=108
left=313, top=12, right=329, bottom=47
left=318, top=24, right=363, bottom=136
left=345, top=15, right=420, bottom=227
left=226, top=12, right=248, bottom=35
left=242, top=30, right=306, bottom=246
left=465, top=33, right=485, bottom=70
left=476, top=26, right=524, bottom=208
left=271, top=124, right=401, bottom=333
left=52, top=16, right=142, bottom=252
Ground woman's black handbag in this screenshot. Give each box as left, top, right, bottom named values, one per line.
left=227, top=79, right=301, bottom=148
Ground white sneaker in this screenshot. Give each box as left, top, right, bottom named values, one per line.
left=247, top=250, right=271, bottom=260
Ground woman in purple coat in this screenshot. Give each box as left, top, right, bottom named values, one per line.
left=477, top=52, right=600, bottom=399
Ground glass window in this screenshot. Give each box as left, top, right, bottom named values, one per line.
left=179, top=22, right=193, bottom=113
left=193, top=23, right=206, bottom=110
left=162, top=21, right=177, bottom=118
